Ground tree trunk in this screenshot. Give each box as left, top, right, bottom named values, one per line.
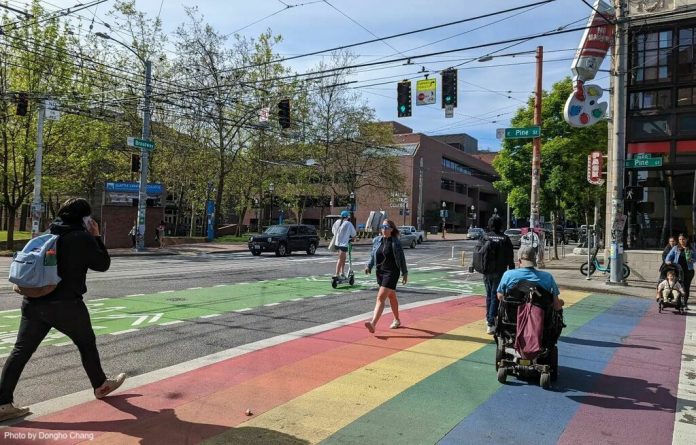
left=6, top=206, right=16, bottom=251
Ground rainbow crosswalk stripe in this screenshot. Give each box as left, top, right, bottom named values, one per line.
left=3, top=291, right=694, bottom=445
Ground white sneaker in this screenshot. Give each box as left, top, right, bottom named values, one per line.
left=390, top=319, right=401, bottom=329
left=486, top=325, right=495, bottom=335
left=0, top=402, right=30, bottom=421
left=94, top=373, right=127, bottom=399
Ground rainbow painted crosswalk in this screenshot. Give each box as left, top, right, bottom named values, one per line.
left=2, top=291, right=694, bottom=445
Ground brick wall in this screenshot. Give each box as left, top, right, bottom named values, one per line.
left=98, top=206, right=165, bottom=249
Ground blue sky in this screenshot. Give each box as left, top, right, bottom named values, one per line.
left=10, top=0, right=609, bottom=150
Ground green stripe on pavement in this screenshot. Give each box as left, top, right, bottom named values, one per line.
left=321, top=293, right=618, bottom=445
left=0, top=270, right=483, bottom=353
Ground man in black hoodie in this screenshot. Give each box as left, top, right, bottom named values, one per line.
left=0, top=198, right=126, bottom=422
left=480, top=215, right=515, bottom=335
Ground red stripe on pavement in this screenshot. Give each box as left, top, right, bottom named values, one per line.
left=558, top=307, right=686, bottom=445
left=5, top=296, right=484, bottom=445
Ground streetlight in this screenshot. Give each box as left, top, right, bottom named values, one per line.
left=96, top=32, right=152, bottom=252
left=441, top=201, right=447, bottom=239
left=268, top=182, right=275, bottom=226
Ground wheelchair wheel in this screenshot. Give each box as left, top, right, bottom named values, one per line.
left=550, top=346, right=558, bottom=381
left=495, top=339, right=504, bottom=371
left=540, top=372, right=551, bottom=389
left=497, top=367, right=507, bottom=384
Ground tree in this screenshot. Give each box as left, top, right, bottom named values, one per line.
left=493, top=77, right=607, bottom=233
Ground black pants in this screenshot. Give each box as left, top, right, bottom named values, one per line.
left=0, top=299, right=106, bottom=404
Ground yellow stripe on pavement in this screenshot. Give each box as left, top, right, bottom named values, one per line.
left=205, top=290, right=589, bottom=445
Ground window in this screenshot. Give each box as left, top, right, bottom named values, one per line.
left=678, top=27, right=696, bottom=81
left=455, top=182, right=465, bottom=194
left=630, top=116, right=672, bottom=138
left=678, top=113, right=696, bottom=134
left=440, top=178, right=454, bottom=191
left=677, top=87, right=696, bottom=106
left=630, top=90, right=671, bottom=110
left=632, top=30, right=672, bottom=84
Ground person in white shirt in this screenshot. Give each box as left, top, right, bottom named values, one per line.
left=332, top=210, right=357, bottom=278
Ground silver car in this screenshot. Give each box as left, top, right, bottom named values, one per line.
left=504, top=228, right=522, bottom=248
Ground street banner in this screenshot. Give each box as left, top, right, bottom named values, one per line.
left=416, top=79, right=436, bottom=105
left=587, top=151, right=605, bottom=185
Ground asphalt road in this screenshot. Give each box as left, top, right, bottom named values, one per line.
left=0, top=240, right=478, bottom=406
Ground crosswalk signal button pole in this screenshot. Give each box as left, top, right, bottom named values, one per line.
left=397, top=80, right=412, bottom=117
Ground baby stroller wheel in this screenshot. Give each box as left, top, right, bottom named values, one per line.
left=497, top=367, right=507, bottom=384
left=540, top=372, right=551, bottom=389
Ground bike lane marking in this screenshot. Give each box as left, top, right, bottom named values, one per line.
left=0, top=270, right=480, bottom=355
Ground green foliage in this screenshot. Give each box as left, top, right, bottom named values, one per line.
left=493, top=77, right=607, bottom=224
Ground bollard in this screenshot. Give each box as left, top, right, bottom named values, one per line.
left=451, top=246, right=455, bottom=260
left=461, top=251, right=466, bottom=266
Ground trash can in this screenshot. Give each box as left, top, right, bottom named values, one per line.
left=430, top=225, right=439, bottom=235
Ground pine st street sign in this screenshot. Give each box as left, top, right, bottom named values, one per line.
left=498, top=126, right=541, bottom=139
left=127, top=137, right=155, bottom=150
left=625, top=153, right=662, bottom=168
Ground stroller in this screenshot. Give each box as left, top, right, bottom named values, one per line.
left=657, top=263, right=685, bottom=314
left=494, top=280, right=564, bottom=389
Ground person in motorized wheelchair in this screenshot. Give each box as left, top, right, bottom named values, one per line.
left=494, top=246, right=565, bottom=389
left=657, top=263, right=685, bottom=314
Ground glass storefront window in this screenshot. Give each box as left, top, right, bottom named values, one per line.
left=630, top=116, right=672, bottom=138
left=632, top=30, right=673, bottom=84
left=629, top=90, right=671, bottom=110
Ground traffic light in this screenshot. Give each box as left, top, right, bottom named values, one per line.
left=16, top=93, right=28, bottom=116
left=397, top=81, right=411, bottom=117
left=441, top=69, right=457, bottom=108
left=131, top=153, right=141, bottom=172
left=277, top=99, right=291, bottom=129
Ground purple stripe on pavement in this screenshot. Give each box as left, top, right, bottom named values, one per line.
left=558, top=305, right=686, bottom=445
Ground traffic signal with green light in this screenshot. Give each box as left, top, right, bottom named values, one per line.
left=441, top=69, right=457, bottom=108
left=278, top=99, right=291, bottom=128
left=397, top=81, right=412, bottom=117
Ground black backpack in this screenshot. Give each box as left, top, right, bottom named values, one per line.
left=472, top=234, right=501, bottom=274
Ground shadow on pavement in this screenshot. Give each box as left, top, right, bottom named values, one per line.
left=558, top=336, right=660, bottom=350
left=554, top=367, right=676, bottom=412
left=375, top=326, right=491, bottom=345
left=21, top=393, right=309, bottom=445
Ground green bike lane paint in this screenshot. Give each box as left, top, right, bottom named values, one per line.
left=0, top=270, right=482, bottom=355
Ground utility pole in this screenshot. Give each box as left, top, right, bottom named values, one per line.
left=418, top=157, right=424, bottom=231
left=135, top=60, right=152, bottom=251
left=529, top=46, right=543, bottom=230
left=31, top=101, right=45, bottom=238
left=609, top=0, right=627, bottom=284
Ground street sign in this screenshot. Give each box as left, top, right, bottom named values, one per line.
left=127, top=137, right=155, bottom=150
left=625, top=156, right=662, bottom=168
left=416, top=79, right=436, bottom=105
left=504, top=126, right=541, bottom=139
left=495, top=128, right=504, bottom=140
left=587, top=151, right=605, bottom=185
left=44, top=100, right=60, bottom=121
left=445, top=104, right=454, bottom=118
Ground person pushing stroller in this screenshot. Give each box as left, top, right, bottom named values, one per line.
left=656, top=264, right=685, bottom=314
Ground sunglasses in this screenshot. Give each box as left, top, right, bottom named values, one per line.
left=381, top=225, right=392, bottom=229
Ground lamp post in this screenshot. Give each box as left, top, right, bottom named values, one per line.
left=441, top=201, right=447, bottom=239
left=96, top=32, right=152, bottom=252
left=268, top=182, right=275, bottom=227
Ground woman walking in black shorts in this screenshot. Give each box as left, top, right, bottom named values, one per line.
left=364, top=219, right=408, bottom=333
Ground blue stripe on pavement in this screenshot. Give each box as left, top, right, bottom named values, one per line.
left=437, top=296, right=651, bottom=445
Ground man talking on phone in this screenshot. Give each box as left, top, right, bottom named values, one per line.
left=0, top=198, right=126, bottom=422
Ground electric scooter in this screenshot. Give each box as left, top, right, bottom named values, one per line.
left=332, top=241, right=355, bottom=288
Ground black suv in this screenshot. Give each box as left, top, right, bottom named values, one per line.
left=248, top=224, right=320, bottom=256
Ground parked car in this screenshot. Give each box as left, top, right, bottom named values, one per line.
left=467, top=227, right=485, bottom=240
left=504, top=228, right=522, bottom=248
left=248, top=224, right=319, bottom=256
left=399, top=230, right=418, bottom=249
left=399, top=225, right=425, bottom=244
